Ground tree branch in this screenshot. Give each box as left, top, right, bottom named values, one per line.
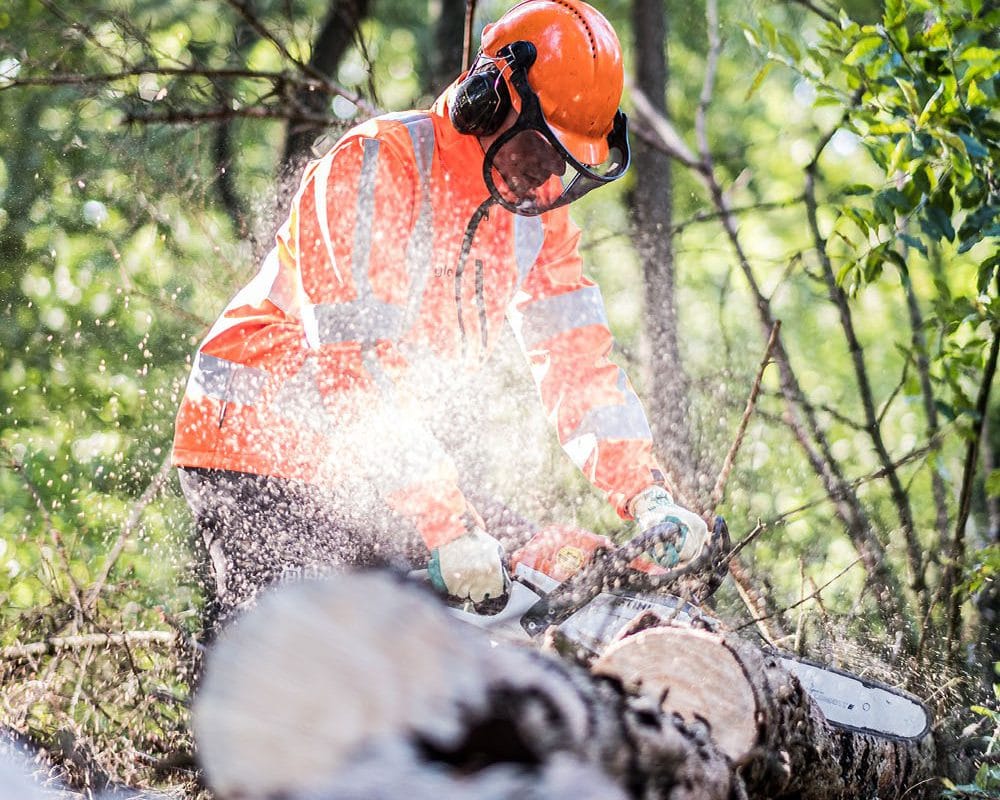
left=804, top=164, right=926, bottom=608
left=1, top=631, right=177, bottom=661
left=631, top=17, right=908, bottom=638
left=124, top=105, right=337, bottom=125
left=945, top=285, right=1000, bottom=656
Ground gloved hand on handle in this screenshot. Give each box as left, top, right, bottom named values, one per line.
left=428, top=528, right=508, bottom=602
left=629, top=485, right=709, bottom=568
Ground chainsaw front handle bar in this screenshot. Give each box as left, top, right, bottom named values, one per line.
left=520, top=517, right=729, bottom=634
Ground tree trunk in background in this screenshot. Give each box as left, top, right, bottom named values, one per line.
left=630, top=0, right=696, bottom=501
left=427, top=0, right=467, bottom=97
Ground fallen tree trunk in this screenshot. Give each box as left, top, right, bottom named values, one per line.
left=192, top=571, right=936, bottom=800
left=592, top=624, right=936, bottom=799
left=193, top=572, right=736, bottom=800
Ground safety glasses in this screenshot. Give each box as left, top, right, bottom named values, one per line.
left=481, top=44, right=631, bottom=216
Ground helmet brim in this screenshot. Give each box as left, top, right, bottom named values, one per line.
left=547, top=122, right=610, bottom=168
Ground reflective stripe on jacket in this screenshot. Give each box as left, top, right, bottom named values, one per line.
left=172, top=89, right=664, bottom=550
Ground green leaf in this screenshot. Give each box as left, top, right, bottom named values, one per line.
left=842, top=183, right=874, bottom=196
left=888, top=136, right=910, bottom=173
left=868, top=121, right=911, bottom=135
left=896, top=77, right=919, bottom=115
left=837, top=259, right=858, bottom=284
left=760, top=18, right=778, bottom=50
left=957, top=132, right=989, bottom=160
left=741, top=24, right=762, bottom=50
left=745, top=61, right=775, bottom=100
left=843, top=206, right=872, bottom=236
left=844, top=35, right=884, bottom=66
left=977, top=253, right=1000, bottom=294
left=778, top=32, right=802, bottom=61
left=921, top=206, right=956, bottom=242
left=899, top=233, right=928, bottom=257
left=936, top=400, right=957, bottom=422
left=967, top=80, right=989, bottom=107
left=959, top=46, right=998, bottom=62
left=883, top=248, right=908, bottom=275
left=917, top=82, right=945, bottom=127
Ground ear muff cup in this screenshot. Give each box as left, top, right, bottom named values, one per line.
left=449, top=63, right=512, bottom=137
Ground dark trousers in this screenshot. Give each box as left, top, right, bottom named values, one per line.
left=178, top=467, right=425, bottom=634
left=178, top=466, right=542, bottom=637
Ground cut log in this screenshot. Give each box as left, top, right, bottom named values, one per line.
left=192, top=572, right=736, bottom=800
left=193, top=571, right=938, bottom=800
left=592, top=625, right=937, bottom=800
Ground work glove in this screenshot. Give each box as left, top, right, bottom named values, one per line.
left=428, top=528, right=508, bottom=603
left=629, top=485, right=709, bottom=568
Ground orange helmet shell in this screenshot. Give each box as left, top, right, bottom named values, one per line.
left=481, top=0, right=624, bottom=166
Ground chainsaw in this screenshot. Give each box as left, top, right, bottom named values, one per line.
left=424, top=518, right=930, bottom=742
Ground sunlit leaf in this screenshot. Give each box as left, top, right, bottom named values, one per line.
left=745, top=61, right=775, bottom=100
left=844, top=35, right=885, bottom=66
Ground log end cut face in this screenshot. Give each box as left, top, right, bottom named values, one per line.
left=592, top=625, right=759, bottom=761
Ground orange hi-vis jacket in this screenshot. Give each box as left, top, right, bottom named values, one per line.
left=172, top=89, right=666, bottom=551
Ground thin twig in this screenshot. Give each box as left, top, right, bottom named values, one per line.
left=784, top=0, right=838, bottom=25
left=764, top=431, right=950, bottom=526
left=736, top=557, right=863, bottom=631
left=82, top=455, right=174, bottom=614
left=722, top=519, right=769, bottom=564
left=124, top=106, right=338, bottom=126
left=695, top=0, right=721, bottom=169
left=2, top=67, right=321, bottom=91
left=222, top=0, right=376, bottom=116
left=876, top=358, right=910, bottom=427
left=728, top=556, right=787, bottom=644
left=709, top=321, right=781, bottom=511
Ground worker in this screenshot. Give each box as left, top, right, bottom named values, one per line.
left=172, top=0, right=708, bottom=630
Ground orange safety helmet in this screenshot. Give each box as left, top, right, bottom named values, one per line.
left=480, top=0, right=625, bottom=166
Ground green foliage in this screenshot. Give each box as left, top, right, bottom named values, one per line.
left=942, top=669, right=1000, bottom=798
left=746, top=0, right=999, bottom=301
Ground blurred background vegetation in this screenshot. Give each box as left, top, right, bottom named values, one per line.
left=0, top=0, right=997, bottom=795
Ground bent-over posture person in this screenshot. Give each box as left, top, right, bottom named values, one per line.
left=172, top=0, right=708, bottom=631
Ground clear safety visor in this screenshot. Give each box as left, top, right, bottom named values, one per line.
left=482, top=67, right=630, bottom=216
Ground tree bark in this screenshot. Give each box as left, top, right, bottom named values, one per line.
left=593, top=625, right=937, bottom=800
left=630, top=0, right=697, bottom=501
left=193, top=572, right=937, bottom=800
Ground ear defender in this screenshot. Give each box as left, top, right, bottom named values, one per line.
left=449, top=61, right=512, bottom=136
left=449, top=42, right=537, bottom=137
